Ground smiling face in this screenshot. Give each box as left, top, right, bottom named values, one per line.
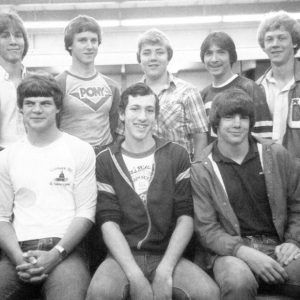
left=0, top=28, right=24, bottom=64
left=139, top=43, right=169, bottom=81
left=203, top=44, right=233, bottom=83
left=263, top=28, right=295, bottom=66
left=69, top=31, right=99, bottom=66
left=120, top=94, right=156, bottom=144
left=217, top=113, right=250, bottom=147
left=21, top=97, right=59, bottom=133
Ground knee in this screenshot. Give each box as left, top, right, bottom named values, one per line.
left=86, top=281, right=128, bottom=300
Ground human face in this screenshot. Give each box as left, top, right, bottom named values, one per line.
left=0, top=28, right=24, bottom=63
left=263, top=28, right=295, bottom=66
left=70, top=31, right=99, bottom=66
left=120, top=94, right=156, bottom=143
left=139, top=43, right=169, bottom=80
left=217, top=113, right=250, bottom=146
left=21, top=97, right=59, bottom=133
left=203, top=44, right=232, bottom=81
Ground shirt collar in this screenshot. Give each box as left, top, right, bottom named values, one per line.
left=212, top=137, right=258, bottom=164
left=140, top=72, right=176, bottom=91
left=0, top=64, right=26, bottom=81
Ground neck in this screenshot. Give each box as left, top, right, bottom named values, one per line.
left=27, top=126, right=62, bottom=147
left=212, top=70, right=235, bottom=86
left=271, top=56, right=294, bottom=83
left=217, top=138, right=249, bottom=164
left=122, top=135, right=155, bottom=154
left=145, top=72, right=169, bottom=94
left=0, top=57, right=23, bottom=80
left=70, top=60, right=96, bottom=77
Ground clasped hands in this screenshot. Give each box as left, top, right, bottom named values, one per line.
left=16, top=249, right=60, bottom=284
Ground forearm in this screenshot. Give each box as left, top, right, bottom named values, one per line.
left=157, top=215, right=193, bottom=272
left=193, top=132, right=207, bottom=161
left=0, top=221, right=23, bottom=265
left=102, top=221, right=143, bottom=279
left=56, top=217, right=93, bottom=254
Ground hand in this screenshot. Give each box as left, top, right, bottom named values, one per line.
left=152, top=265, right=173, bottom=300
left=275, top=243, right=300, bottom=266
left=128, top=271, right=153, bottom=300
left=236, top=246, right=288, bottom=284
left=16, top=249, right=60, bottom=283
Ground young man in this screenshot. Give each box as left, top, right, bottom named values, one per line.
left=56, top=15, right=120, bottom=154
left=0, top=12, right=28, bottom=149
left=191, top=89, right=300, bottom=299
left=257, top=11, right=300, bottom=159
left=86, top=83, right=219, bottom=300
left=200, top=31, right=273, bottom=143
left=0, top=74, right=97, bottom=300
left=134, top=28, right=208, bottom=160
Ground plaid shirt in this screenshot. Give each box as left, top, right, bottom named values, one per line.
left=117, top=74, right=208, bottom=155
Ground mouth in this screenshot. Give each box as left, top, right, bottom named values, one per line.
left=134, top=123, right=148, bottom=129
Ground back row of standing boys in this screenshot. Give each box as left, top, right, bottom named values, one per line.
left=0, top=9, right=299, bottom=300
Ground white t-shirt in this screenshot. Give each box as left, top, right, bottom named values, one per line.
left=0, top=132, right=97, bottom=241
left=122, top=146, right=155, bottom=203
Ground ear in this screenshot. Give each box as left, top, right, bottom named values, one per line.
left=119, top=111, right=125, bottom=122
left=19, top=108, right=23, bottom=114
left=136, top=52, right=141, bottom=63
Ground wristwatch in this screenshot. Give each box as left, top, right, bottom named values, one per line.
left=54, top=245, right=68, bottom=260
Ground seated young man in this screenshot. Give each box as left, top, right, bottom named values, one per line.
left=0, top=74, right=97, bottom=300
left=200, top=31, right=273, bottom=143
left=87, top=82, right=219, bottom=300
left=191, top=88, right=300, bottom=299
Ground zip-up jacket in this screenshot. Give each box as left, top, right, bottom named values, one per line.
left=96, top=136, right=193, bottom=253
left=191, top=139, right=300, bottom=269
left=257, top=59, right=300, bottom=159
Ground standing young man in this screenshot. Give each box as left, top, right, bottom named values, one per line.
left=257, top=11, right=300, bottom=159
left=200, top=31, right=273, bottom=143
left=0, top=12, right=28, bottom=149
left=135, top=28, right=208, bottom=160
left=192, top=89, right=300, bottom=299
left=56, top=15, right=120, bottom=154
left=0, top=74, right=97, bottom=300
left=86, top=83, right=219, bottom=300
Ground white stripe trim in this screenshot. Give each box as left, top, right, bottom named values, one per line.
left=176, top=168, right=190, bottom=184
left=204, top=101, right=211, bottom=110
left=254, top=120, right=273, bottom=127
left=207, top=154, right=228, bottom=199
left=257, top=143, right=264, bottom=171
left=97, top=182, right=116, bottom=195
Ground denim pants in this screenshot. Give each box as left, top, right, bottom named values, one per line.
left=213, top=235, right=300, bottom=300
left=0, top=237, right=90, bottom=300
left=86, top=252, right=220, bottom=300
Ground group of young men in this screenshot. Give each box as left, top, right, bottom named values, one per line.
left=0, top=8, right=299, bottom=300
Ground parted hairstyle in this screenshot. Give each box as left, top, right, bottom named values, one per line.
left=210, top=88, right=255, bottom=134
left=0, top=12, right=29, bottom=59
left=257, top=10, right=300, bottom=53
left=64, top=15, right=102, bottom=55
left=119, top=82, right=160, bottom=117
left=200, top=31, right=237, bottom=65
left=17, top=72, right=63, bottom=110
left=137, top=28, right=173, bottom=63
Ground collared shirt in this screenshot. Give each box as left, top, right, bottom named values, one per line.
left=212, top=139, right=277, bottom=237
left=261, top=69, right=294, bottom=144
left=0, top=65, right=26, bottom=148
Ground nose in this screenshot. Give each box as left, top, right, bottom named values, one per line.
left=232, top=115, right=241, bottom=127
left=8, top=33, right=17, bottom=44
left=270, top=37, right=279, bottom=47
left=32, top=103, right=42, bottom=113
left=149, top=51, right=157, bottom=60
left=138, top=109, right=147, bottom=120
left=86, top=40, right=93, bottom=49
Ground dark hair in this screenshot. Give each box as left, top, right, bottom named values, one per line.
left=17, top=72, right=63, bottom=110
left=257, top=10, right=300, bottom=54
left=120, top=82, right=159, bottom=116
left=64, top=15, right=101, bottom=55
left=136, top=28, right=173, bottom=63
left=200, top=31, right=237, bottom=65
left=0, top=12, right=29, bottom=59
left=210, top=88, right=255, bottom=134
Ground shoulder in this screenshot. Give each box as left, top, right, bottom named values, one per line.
left=98, top=73, right=119, bottom=89
left=55, top=71, right=68, bottom=83
left=61, top=133, right=94, bottom=156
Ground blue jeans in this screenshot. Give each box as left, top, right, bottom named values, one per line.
left=0, top=237, right=90, bottom=300
left=213, top=236, right=300, bottom=300
left=86, top=252, right=220, bottom=300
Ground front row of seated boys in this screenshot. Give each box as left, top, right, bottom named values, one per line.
left=0, top=74, right=299, bottom=299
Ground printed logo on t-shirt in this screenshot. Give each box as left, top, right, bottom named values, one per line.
left=69, top=86, right=112, bottom=111
left=288, top=98, right=300, bottom=128
left=50, top=167, right=73, bottom=186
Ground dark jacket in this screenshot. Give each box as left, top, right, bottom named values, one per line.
left=191, top=139, right=300, bottom=269
left=96, top=136, right=193, bottom=253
